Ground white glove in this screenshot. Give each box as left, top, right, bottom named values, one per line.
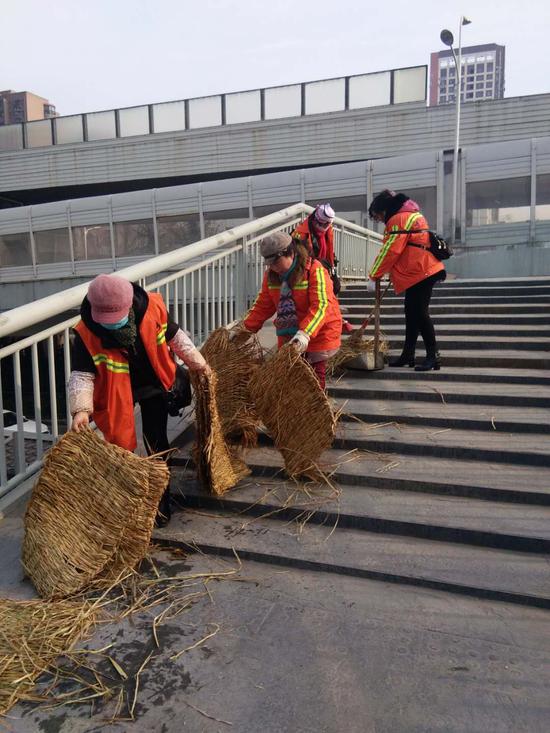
left=228, top=323, right=251, bottom=342
left=289, top=330, right=310, bottom=354
left=367, top=279, right=377, bottom=293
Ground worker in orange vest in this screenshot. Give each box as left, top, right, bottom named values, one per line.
left=291, top=203, right=354, bottom=334
left=68, top=274, right=211, bottom=526
left=233, top=232, right=342, bottom=389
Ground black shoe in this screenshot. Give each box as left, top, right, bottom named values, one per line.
left=155, top=490, right=172, bottom=528
left=414, top=353, right=441, bottom=372
left=389, top=353, right=415, bottom=368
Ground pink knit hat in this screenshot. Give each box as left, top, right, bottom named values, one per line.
left=87, top=274, right=134, bottom=324
left=314, top=203, right=335, bottom=225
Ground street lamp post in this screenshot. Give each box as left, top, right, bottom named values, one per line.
left=440, top=17, right=472, bottom=245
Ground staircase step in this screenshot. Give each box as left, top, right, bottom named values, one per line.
left=342, top=324, right=550, bottom=338
left=348, top=314, right=550, bottom=326
left=351, top=304, right=549, bottom=315
left=342, top=295, right=550, bottom=306
left=154, top=509, right=550, bottom=608
left=254, top=421, right=550, bottom=467
left=214, top=446, right=550, bottom=505
left=170, top=472, right=550, bottom=553
left=378, top=336, right=550, bottom=352
left=336, top=397, right=550, bottom=434
left=340, top=366, right=550, bottom=385
left=329, top=377, right=550, bottom=407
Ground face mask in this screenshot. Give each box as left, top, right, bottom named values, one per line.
left=100, top=315, right=129, bottom=330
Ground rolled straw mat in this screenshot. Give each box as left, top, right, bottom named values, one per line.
left=22, top=429, right=169, bottom=598
left=249, top=344, right=337, bottom=478
left=191, top=370, right=250, bottom=495
left=0, top=597, right=97, bottom=715
left=200, top=327, right=263, bottom=446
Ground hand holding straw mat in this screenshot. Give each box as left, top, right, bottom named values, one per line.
left=22, top=429, right=169, bottom=598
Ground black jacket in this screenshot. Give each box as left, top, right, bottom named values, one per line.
left=71, top=283, right=179, bottom=401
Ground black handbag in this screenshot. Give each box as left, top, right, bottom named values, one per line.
left=164, top=364, right=192, bottom=416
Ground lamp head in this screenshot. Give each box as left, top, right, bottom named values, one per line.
left=440, top=29, right=454, bottom=47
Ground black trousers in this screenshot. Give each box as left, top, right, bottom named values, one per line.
left=139, top=394, right=170, bottom=459
left=403, top=272, right=444, bottom=358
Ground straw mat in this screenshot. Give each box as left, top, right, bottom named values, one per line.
left=191, top=370, right=250, bottom=495
left=249, top=345, right=337, bottom=478
left=22, top=430, right=169, bottom=598
left=200, top=327, right=263, bottom=446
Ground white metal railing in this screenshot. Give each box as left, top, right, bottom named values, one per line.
left=0, top=204, right=381, bottom=497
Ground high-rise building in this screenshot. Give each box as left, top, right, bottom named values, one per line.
left=429, top=43, right=505, bottom=106
left=0, top=90, right=57, bottom=126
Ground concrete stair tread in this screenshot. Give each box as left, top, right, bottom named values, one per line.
left=381, top=335, right=550, bottom=344
left=346, top=320, right=550, bottom=332
left=330, top=376, right=550, bottom=400
left=154, top=510, right=550, bottom=606
left=232, top=446, right=550, bottom=500
left=174, top=444, right=550, bottom=500
left=171, top=472, right=550, bottom=544
left=353, top=366, right=550, bottom=383
left=329, top=421, right=550, bottom=460
left=336, top=397, right=550, bottom=431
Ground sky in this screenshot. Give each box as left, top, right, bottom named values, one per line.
left=3, top=0, right=550, bottom=116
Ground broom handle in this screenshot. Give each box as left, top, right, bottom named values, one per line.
left=373, top=280, right=381, bottom=359
left=356, top=281, right=391, bottom=336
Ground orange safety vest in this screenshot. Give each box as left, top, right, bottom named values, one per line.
left=243, top=259, right=342, bottom=352
left=75, top=292, right=176, bottom=451
left=292, top=218, right=335, bottom=267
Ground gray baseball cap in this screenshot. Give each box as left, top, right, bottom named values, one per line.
left=260, top=232, right=293, bottom=262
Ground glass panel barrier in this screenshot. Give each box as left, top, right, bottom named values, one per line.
left=264, top=85, right=301, bottom=119
left=467, top=177, right=531, bottom=226
left=86, top=110, right=116, bottom=141
left=119, top=106, right=150, bottom=137
left=157, top=214, right=201, bottom=253
left=55, top=115, right=84, bottom=144
left=152, top=101, right=186, bottom=133
left=114, top=220, right=155, bottom=257
left=305, top=78, right=346, bottom=114
left=0, top=124, right=24, bottom=151
left=225, top=91, right=261, bottom=124
left=72, top=224, right=112, bottom=261
left=0, top=232, right=33, bottom=267
left=26, top=119, right=53, bottom=148
left=536, top=173, right=550, bottom=220
left=188, top=96, right=222, bottom=129
left=349, top=72, right=391, bottom=109
left=203, top=208, right=250, bottom=237
left=34, top=228, right=72, bottom=265
left=393, top=67, right=427, bottom=104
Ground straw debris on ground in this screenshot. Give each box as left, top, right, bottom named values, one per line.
left=0, top=597, right=98, bottom=716
left=1, top=553, right=242, bottom=721
left=200, top=327, right=263, bottom=446
left=249, top=344, right=337, bottom=479
left=191, top=370, right=251, bottom=495
left=22, top=429, right=170, bottom=599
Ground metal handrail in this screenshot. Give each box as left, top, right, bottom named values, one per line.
left=0, top=204, right=381, bottom=498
